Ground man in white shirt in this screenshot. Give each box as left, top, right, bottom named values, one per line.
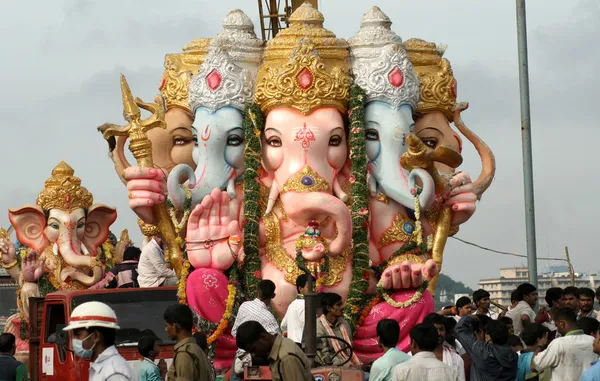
left=506, top=283, right=537, bottom=337
left=281, top=274, right=314, bottom=346
left=137, top=236, right=177, bottom=288
left=63, top=301, right=131, bottom=381
left=423, top=313, right=465, bottom=381
left=533, top=307, right=599, bottom=381
left=231, top=280, right=281, bottom=380
left=473, top=289, right=499, bottom=319
left=393, top=323, right=458, bottom=381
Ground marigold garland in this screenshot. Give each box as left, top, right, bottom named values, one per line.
left=167, top=186, right=192, bottom=244
left=357, top=294, right=383, bottom=327
left=242, top=103, right=265, bottom=299
left=377, top=280, right=429, bottom=308
left=207, top=283, right=237, bottom=344
left=343, top=85, right=372, bottom=333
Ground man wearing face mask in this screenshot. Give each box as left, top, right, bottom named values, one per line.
left=63, top=301, right=131, bottom=381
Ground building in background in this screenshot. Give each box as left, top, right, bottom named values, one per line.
left=479, top=266, right=600, bottom=307
left=0, top=268, right=18, bottom=332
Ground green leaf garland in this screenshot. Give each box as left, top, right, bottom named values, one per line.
left=241, top=103, right=264, bottom=300
left=343, top=85, right=372, bottom=333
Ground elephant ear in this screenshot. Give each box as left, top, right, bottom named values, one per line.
left=83, top=204, right=118, bottom=251
left=8, top=205, right=49, bottom=252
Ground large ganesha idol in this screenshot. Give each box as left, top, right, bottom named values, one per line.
left=169, top=11, right=263, bottom=371
left=0, top=161, right=117, bottom=361
left=182, top=0, right=355, bottom=344
left=346, top=7, right=492, bottom=360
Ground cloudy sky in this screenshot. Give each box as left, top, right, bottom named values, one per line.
left=0, top=0, right=597, bottom=289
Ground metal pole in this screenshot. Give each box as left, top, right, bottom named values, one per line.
left=298, top=260, right=316, bottom=368
left=516, top=0, right=538, bottom=288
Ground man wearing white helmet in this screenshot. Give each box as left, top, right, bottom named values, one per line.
left=63, top=301, right=132, bottom=381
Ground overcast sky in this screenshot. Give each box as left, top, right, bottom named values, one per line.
left=0, top=0, right=597, bottom=289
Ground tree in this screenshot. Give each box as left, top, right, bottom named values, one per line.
left=434, top=273, right=474, bottom=311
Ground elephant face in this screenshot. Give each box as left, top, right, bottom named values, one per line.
left=414, top=111, right=462, bottom=174
left=8, top=205, right=117, bottom=286
left=166, top=106, right=245, bottom=208
left=190, top=106, right=245, bottom=192
left=261, top=107, right=351, bottom=255
left=365, top=101, right=422, bottom=209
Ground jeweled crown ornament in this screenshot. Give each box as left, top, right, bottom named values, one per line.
left=211, top=9, right=263, bottom=76
left=158, top=38, right=212, bottom=112
left=405, top=38, right=457, bottom=121
left=254, top=2, right=352, bottom=115
left=348, top=7, right=420, bottom=110
left=295, top=220, right=328, bottom=251
left=37, top=161, right=93, bottom=212
left=188, top=10, right=263, bottom=113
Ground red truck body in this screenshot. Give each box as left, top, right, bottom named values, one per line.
left=29, top=286, right=177, bottom=381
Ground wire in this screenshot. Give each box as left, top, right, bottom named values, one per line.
left=450, top=236, right=569, bottom=263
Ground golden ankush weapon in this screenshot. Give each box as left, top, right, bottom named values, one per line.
left=401, top=134, right=462, bottom=294
left=99, top=75, right=183, bottom=277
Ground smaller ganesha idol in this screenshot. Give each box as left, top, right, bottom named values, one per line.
left=347, top=7, right=478, bottom=361
left=0, top=161, right=117, bottom=362
left=172, top=10, right=262, bottom=372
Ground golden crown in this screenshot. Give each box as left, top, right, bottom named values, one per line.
left=405, top=38, right=457, bottom=121
left=254, top=2, right=351, bottom=115
left=158, top=38, right=212, bottom=113
left=37, top=162, right=93, bottom=212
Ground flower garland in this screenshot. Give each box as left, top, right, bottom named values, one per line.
left=413, top=194, right=423, bottom=245
left=166, top=186, right=192, bottom=244
left=357, top=294, right=383, bottom=327
left=377, top=280, right=429, bottom=308
left=241, top=103, right=265, bottom=299
left=207, top=282, right=237, bottom=344
left=343, top=85, right=372, bottom=333
left=177, top=259, right=192, bottom=304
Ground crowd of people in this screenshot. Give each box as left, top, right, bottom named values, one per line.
left=3, top=268, right=600, bottom=381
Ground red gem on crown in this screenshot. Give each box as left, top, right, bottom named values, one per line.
left=206, top=70, right=222, bottom=91
left=296, top=68, right=314, bottom=89
left=388, top=67, right=404, bottom=88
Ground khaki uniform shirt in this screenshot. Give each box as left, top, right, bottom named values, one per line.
left=269, top=334, right=313, bottom=381
left=167, top=337, right=212, bottom=381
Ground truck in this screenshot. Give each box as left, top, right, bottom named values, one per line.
left=28, top=286, right=177, bottom=381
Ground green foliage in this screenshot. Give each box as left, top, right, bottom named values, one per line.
left=343, top=85, right=371, bottom=332
left=241, top=103, right=265, bottom=300
left=433, top=273, right=474, bottom=310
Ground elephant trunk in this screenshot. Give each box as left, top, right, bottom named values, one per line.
left=453, top=102, right=496, bottom=199
left=375, top=159, right=436, bottom=210
left=58, top=234, right=103, bottom=286
left=167, top=164, right=195, bottom=210
left=279, top=192, right=351, bottom=255
left=67, top=266, right=103, bottom=287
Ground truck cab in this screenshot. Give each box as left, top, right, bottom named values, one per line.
left=29, top=286, right=177, bottom=381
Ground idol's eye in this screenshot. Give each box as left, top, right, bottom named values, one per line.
left=227, top=135, right=244, bottom=147
left=329, top=135, right=342, bottom=146
left=49, top=223, right=59, bottom=230
left=174, top=137, right=193, bottom=146
left=421, top=138, right=437, bottom=149
left=365, top=129, right=379, bottom=141
left=267, top=137, right=282, bottom=147
left=77, top=221, right=85, bottom=229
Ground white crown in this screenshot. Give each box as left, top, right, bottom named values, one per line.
left=348, top=6, right=420, bottom=110
left=188, top=9, right=262, bottom=112
left=188, top=42, right=255, bottom=112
